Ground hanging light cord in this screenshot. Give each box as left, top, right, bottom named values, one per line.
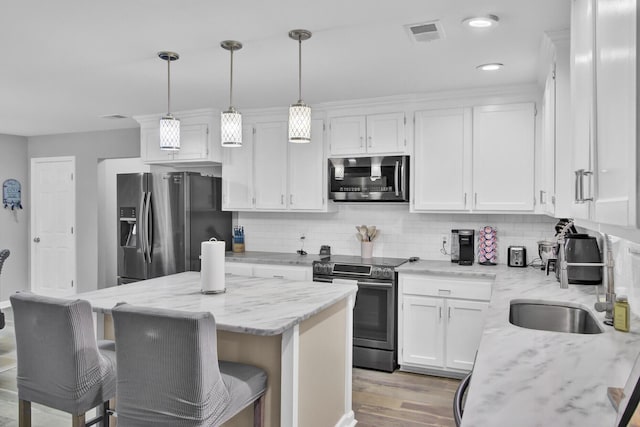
left=297, top=35, right=303, bottom=103
left=166, top=58, right=172, bottom=115
left=229, top=47, right=234, bottom=108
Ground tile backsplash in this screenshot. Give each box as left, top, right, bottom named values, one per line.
left=237, top=205, right=557, bottom=264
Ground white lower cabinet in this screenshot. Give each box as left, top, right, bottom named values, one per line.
left=225, top=261, right=311, bottom=281
left=399, top=274, right=491, bottom=376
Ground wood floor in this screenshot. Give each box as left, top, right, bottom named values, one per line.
left=0, top=310, right=460, bottom=426
left=353, top=367, right=459, bottom=427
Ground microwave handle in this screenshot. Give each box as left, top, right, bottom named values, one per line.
left=394, top=160, right=400, bottom=196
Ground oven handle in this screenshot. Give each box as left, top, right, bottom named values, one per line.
left=357, top=281, right=393, bottom=289
left=312, top=277, right=334, bottom=283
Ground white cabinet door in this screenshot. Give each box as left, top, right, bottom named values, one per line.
left=329, top=116, right=366, bottom=155
left=141, top=127, right=174, bottom=163
left=366, top=112, right=406, bottom=154
left=225, top=262, right=254, bottom=276
left=413, top=108, right=471, bottom=211
left=222, top=124, right=254, bottom=210
left=472, top=103, right=535, bottom=211
left=254, top=122, right=288, bottom=210
left=401, top=295, right=444, bottom=368
left=288, top=119, right=325, bottom=210
left=172, top=123, right=209, bottom=161
left=445, top=299, right=489, bottom=371
left=570, top=0, right=595, bottom=220
left=593, top=0, right=636, bottom=227
left=540, top=67, right=557, bottom=215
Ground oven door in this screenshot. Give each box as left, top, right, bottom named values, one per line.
left=353, top=279, right=395, bottom=351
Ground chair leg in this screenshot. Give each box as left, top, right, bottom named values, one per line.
left=18, top=399, right=31, bottom=427
left=72, top=413, right=86, bottom=427
left=253, top=393, right=265, bottom=427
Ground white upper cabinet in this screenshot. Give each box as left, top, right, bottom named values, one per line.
left=221, top=115, right=329, bottom=213
left=329, top=112, right=406, bottom=156
left=413, top=103, right=535, bottom=213
left=569, top=0, right=637, bottom=227
left=135, top=109, right=222, bottom=165
left=413, top=108, right=472, bottom=211
left=540, top=65, right=557, bottom=216
left=222, top=124, right=254, bottom=210
left=289, top=120, right=326, bottom=210
left=254, top=122, right=288, bottom=210
left=472, top=103, right=536, bottom=211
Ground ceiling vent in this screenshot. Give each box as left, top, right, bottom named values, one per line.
left=404, top=20, right=445, bottom=43
left=100, top=114, right=129, bottom=120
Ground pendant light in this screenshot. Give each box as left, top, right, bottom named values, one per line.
left=158, top=51, right=180, bottom=151
left=288, top=29, right=312, bottom=143
left=220, top=40, right=243, bottom=147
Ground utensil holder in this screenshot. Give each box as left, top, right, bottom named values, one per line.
left=232, top=241, right=245, bottom=253
left=361, top=242, right=373, bottom=259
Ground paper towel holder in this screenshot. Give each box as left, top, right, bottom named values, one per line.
left=201, top=238, right=227, bottom=295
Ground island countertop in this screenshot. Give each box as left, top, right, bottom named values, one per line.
left=75, top=271, right=357, bottom=336
left=396, top=260, right=640, bottom=427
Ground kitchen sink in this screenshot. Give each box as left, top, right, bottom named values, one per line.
left=509, top=300, right=604, bottom=334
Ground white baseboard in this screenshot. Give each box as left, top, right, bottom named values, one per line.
left=335, top=411, right=357, bottom=427
left=0, top=300, right=9, bottom=310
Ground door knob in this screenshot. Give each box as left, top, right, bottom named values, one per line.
left=33, top=237, right=40, bottom=243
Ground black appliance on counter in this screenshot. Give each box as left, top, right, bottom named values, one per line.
left=117, top=172, right=232, bottom=285
left=328, top=155, right=409, bottom=202
left=312, top=255, right=409, bottom=372
left=457, top=229, right=475, bottom=265
left=556, top=234, right=603, bottom=284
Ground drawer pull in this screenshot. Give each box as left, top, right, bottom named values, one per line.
left=438, top=289, right=451, bottom=296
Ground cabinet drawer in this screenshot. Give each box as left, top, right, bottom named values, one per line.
left=253, top=265, right=309, bottom=281
left=401, top=275, right=492, bottom=301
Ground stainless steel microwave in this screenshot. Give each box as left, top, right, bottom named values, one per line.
left=328, top=155, right=409, bottom=202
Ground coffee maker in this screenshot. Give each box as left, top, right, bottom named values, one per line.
left=458, top=229, right=475, bottom=265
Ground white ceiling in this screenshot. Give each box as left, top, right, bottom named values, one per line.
left=0, top=0, right=570, bottom=137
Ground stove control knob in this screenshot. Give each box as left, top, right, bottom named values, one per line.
left=382, top=268, right=394, bottom=279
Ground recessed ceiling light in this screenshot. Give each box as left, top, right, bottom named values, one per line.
left=477, top=63, right=504, bottom=71
left=462, top=15, right=499, bottom=28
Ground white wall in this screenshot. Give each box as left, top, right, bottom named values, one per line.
left=28, top=128, right=140, bottom=293
left=0, top=134, right=28, bottom=302
left=97, top=158, right=150, bottom=289
left=237, top=206, right=557, bottom=264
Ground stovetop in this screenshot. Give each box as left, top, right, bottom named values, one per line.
left=316, top=255, right=409, bottom=268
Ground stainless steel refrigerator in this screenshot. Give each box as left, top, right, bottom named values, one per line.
left=117, top=172, right=231, bottom=284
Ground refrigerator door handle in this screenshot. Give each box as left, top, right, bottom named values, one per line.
left=144, top=192, right=153, bottom=263
left=139, top=192, right=148, bottom=263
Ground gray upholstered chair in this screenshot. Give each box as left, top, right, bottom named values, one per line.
left=111, top=303, right=267, bottom=427
left=10, top=292, right=116, bottom=427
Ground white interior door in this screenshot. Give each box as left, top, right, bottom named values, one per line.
left=30, top=157, right=76, bottom=296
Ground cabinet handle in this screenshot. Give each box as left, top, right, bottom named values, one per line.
left=539, top=190, right=545, bottom=204
left=582, top=170, right=593, bottom=201
left=281, top=194, right=284, bottom=205
left=290, top=194, right=293, bottom=205
left=463, top=193, right=467, bottom=208
left=273, top=275, right=284, bottom=279
left=360, top=136, right=364, bottom=148
left=368, top=135, right=372, bottom=147
left=448, top=307, right=452, bottom=320
left=439, top=306, right=442, bottom=319
left=574, top=169, right=583, bottom=202
left=474, top=192, right=478, bottom=208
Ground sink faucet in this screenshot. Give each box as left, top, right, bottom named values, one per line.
left=594, top=235, right=615, bottom=321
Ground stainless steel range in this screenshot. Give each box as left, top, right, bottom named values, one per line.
left=312, top=255, right=408, bottom=372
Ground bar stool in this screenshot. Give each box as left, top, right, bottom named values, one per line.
left=10, top=292, right=116, bottom=427
left=0, top=249, right=9, bottom=329
left=111, top=303, right=267, bottom=427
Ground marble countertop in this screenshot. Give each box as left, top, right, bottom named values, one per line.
left=76, top=272, right=357, bottom=336
left=397, top=260, right=640, bottom=426
left=225, top=251, right=324, bottom=266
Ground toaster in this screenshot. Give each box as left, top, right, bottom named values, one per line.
left=508, top=246, right=527, bottom=267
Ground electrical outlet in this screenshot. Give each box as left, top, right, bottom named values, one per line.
left=441, top=234, right=448, bottom=246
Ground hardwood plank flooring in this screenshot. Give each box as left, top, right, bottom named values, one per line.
left=353, top=367, right=460, bottom=427
left=0, top=308, right=460, bottom=426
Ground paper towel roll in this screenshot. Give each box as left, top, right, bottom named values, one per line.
left=201, top=239, right=226, bottom=294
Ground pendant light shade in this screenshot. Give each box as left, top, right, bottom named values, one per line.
left=158, top=51, right=180, bottom=151
left=220, top=40, right=243, bottom=147
left=288, top=29, right=312, bottom=143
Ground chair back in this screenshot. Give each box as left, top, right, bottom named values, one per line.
left=0, top=249, right=9, bottom=275
left=10, top=292, right=116, bottom=414
left=112, top=304, right=230, bottom=426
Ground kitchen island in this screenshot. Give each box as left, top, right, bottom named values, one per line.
left=397, top=261, right=640, bottom=426
left=74, top=271, right=358, bottom=427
